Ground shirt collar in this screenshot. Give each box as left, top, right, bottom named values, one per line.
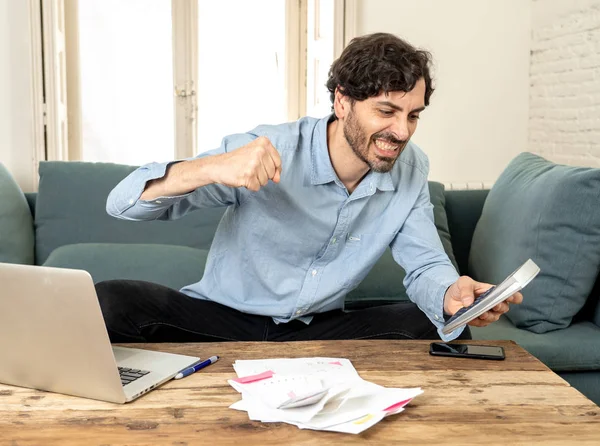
left=311, top=115, right=338, bottom=186
left=311, top=114, right=395, bottom=192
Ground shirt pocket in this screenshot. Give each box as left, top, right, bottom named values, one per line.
left=337, top=232, right=396, bottom=289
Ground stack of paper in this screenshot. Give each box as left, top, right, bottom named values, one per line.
left=227, top=357, right=422, bottom=434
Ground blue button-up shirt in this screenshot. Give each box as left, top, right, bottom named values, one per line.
left=106, top=115, right=463, bottom=340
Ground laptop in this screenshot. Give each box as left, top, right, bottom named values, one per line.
left=0, top=262, right=200, bottom=404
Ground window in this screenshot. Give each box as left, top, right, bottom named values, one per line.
left=196, top=0, right=287, bottom=153
left=78, top=0, right=175, bottom=164
left=43, top=0, right=344, bottom=165
left=306, top=0, right=335, bottom=119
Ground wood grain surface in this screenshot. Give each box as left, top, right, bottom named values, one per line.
left=1, top=340, right=599, bottom=445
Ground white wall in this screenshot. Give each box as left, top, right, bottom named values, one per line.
left=0, top=0, right=36, bottom=192
left=529, top=0, right=600, bottom=167
left=354, top=0, right=531, bottom=186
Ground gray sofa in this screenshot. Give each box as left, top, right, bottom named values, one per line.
left=0, top=155, right=598, bottom=406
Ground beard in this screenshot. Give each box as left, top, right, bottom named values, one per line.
left=343, top=108, right=406, bottom=173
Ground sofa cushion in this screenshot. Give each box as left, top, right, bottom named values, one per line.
left=469, top=153, right=600, bottom=334
left=444, top=189, right=489, bottom=275
left=35, top=162, right=226, bottom=264
left=346, top=181, right=458, bottom=305
left=0, top=163, right=34, bottom=265
left=471, top=316, right=600, bottom=372
left=43, top=243, right=208, bottom=291
left=429, top=181, right=458, bottom=270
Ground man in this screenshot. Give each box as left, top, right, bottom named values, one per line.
left=99, top=33, right=522, bottom=343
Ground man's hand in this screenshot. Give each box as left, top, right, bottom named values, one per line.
left=443, top=276, right=523, bottom=328
left=211, top=136, right=282, bottom=192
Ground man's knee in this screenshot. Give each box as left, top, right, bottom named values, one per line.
left=95, top=280, right=147, bottom=326
left=96, top=280, right=134, bottom=312
left=358, top=303, right=439, bottom=339
left=95, top=280, right=147, bottom=342
left=95, top=279, right=180, bottom=325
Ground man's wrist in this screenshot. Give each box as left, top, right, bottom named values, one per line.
left=443, top=283, right=454, bottom=315
left=443, top=308, right=453, bottom=322
left=177, top=157, right=219, bottom=191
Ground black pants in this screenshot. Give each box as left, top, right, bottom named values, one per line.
left=95, top=280, right=471, bottom=343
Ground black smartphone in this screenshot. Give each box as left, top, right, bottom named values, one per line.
left=429, top=342, right=505, bottom=360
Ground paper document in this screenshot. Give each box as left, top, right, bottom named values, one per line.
left=227, top=357, right=423, bottom=434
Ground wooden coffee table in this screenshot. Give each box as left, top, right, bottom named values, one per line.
left=1, top=340, right=598, bottom=445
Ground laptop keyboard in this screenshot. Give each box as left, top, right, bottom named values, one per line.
left=118, top=367, right=150, bottom=386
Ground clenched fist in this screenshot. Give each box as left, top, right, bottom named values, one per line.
left=212, top=136, right=282, bottom=192
left=140, top=136, right=283, bottom=201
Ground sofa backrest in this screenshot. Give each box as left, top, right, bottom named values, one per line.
left=29, top=161, right=600, bottom=321
left=28, top=187, right=488, bottom=271
left=34, top=161, right=458, bottom=265
left=32, top=161, right=458, bottom=307
left=444, top=189, right=489, bottom=276
left=34, top=162, right=227, bottom=265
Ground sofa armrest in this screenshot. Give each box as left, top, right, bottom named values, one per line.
left=444, top=189, right=489, bottom=276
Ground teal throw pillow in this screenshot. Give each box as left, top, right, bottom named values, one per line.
left=469, top=153, right=600, bottom=333
left=0, top=164, right=34, bottom=264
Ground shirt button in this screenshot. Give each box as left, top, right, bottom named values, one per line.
left=155, top=200, right=162, bottom=204
left=434, top=314, right=440, bottom=321
left=128, top=199, right=134, bottom=205
left=312, top=269, right=317, bottom=276
left=296, top=310, right=302, bottom=315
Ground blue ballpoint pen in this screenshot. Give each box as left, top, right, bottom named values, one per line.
left=174, top=356, right=219, bottom=379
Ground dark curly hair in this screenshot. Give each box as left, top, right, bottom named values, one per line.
left=326, top=33, right=434, bottom=112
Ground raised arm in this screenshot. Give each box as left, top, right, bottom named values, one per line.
left=106, top=134, right=282, bottom=221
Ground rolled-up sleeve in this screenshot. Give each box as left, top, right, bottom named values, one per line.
left=106, top=161, right=188, bottom=220
left=390, top=178, right=463, bottom=341
left=106, top=133, right=257, bottom=221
